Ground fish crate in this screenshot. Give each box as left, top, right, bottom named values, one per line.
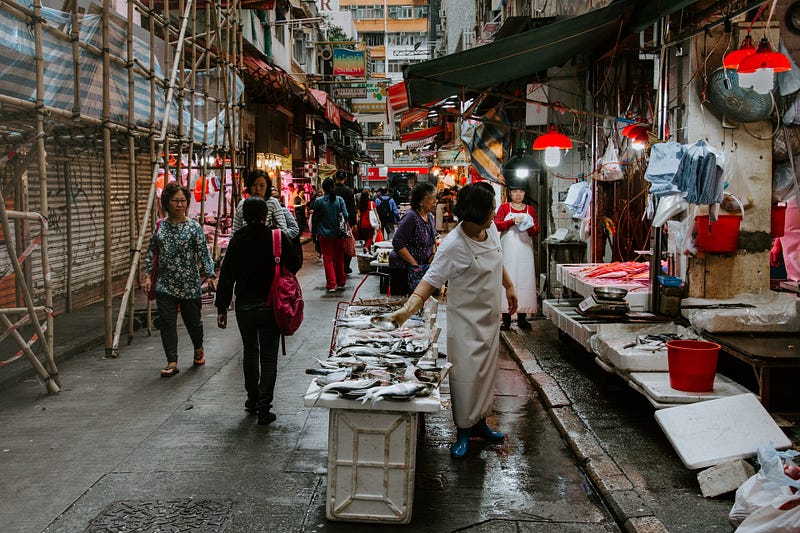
left=326, top=408, right=418, bottom=524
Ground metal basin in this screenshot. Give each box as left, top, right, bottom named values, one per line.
left=593, top=286, right=628, bottom=301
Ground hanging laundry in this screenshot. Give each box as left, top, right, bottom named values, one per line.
left=671, top=140, right=725, bottom=205
left=564, top=181, right=589, bottom=212
left=644, top=142, right=684, bottom=196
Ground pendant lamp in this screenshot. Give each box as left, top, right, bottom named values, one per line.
left=722, top=34, right=756, bottom=69
left=533, top=124, right=572, bottom=167
left=502, top=140, right=540, bottom=183
left=737, top=37, right=791, bottom=94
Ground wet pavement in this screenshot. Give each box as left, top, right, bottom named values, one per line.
left=1, top=245, right=619, bottom=532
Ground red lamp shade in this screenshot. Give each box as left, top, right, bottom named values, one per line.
left=621, top=124, right=650, bottom=139
left=533, top=124, right=573, bottom=150
left=737, top=37, right=791, bottom=73
left=723, top=34, right=756, bottom=69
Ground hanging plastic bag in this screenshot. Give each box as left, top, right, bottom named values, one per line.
left=597, top=141, right=624, bottom=181
left=720, top=149, right=753, bottom=212
left=652, top=193, right=688, bottom=227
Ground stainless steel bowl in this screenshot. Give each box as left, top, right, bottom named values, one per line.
left=593, top=286, right=628, bottom=301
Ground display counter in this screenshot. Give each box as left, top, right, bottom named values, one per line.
left=306, top=300, right=443, bottom=524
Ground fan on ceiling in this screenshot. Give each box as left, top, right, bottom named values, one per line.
left=706, top=68, right=774, bottom=125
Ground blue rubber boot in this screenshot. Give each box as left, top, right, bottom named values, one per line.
left=471, top=418, right=504, bottom=442
left=450, top=428, right=471, bottom=458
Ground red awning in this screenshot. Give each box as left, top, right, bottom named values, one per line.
left=400, top=125, right=444, bottom=144
left=388, top=82, right=409, bottom=114
left=309, top=89, right=356, bottom=128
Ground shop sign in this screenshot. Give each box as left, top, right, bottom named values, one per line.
left=351, top=82, right=388, bottom=114
left=281, top=154, right=292, bottom=169
left=241, top=110, right=256, bottom=142
left=333, top=87, right=367, bottom=99
left=333, top=48, right=366, bottom=77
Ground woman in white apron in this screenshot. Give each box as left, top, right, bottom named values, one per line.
left=386, top=183, right=518, bottom=458
left=494, top=182, right=539, bottom=330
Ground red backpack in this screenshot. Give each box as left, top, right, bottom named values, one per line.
left=269, top=229, right=304, bottom=339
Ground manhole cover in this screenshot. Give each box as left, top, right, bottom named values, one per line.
left=85, top=498, right=232, bottom=532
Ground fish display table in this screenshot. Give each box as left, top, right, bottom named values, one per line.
left=304, top=300, right=443, bottom=524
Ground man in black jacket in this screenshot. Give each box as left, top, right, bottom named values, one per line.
left=334, top=170, right=357, bottom=274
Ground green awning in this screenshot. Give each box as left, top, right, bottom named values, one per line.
left=403, top=0, right=696, bottom=108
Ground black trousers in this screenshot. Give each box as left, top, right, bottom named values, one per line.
left=235, top=306, right=280, bottom=413
left=156, top=293, right=203, bottom=364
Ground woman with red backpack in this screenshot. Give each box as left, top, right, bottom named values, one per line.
left=215, top=197, right=302, bottom=426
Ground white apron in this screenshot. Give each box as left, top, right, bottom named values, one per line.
left=447, top=228, right=504, bottom=428
left=500, top=213, right=538, bottom=314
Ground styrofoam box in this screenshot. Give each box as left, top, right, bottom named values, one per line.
left=592, top=323, right=699, bottom=372
left=327, top=409, right=418, bottom=523
left=557, top=264, right=650, bottom=311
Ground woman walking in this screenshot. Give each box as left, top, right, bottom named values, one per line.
left=494, top=181, right=540, bottom=330
left=231, top=169, right=287, bottom=234
left=357, top=189, right=377, bottom=252
left=384, top=182, right=518, bottom=458
left=144, top=182, right=216, bottom=377
left=312, top=177, right=348, bottom=292
left=215, top=197, right=302, bottom=425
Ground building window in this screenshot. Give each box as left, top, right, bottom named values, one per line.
left=369, top=59, right=385, bottom=74
left=364, top=33, right=384, bottom=46
left=388, top=58, right=423, bottom=73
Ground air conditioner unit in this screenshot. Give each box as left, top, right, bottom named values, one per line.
left=330, top=130, right=342, bottom=143
left=304, top=33, right=314, bottom=45
left=439, top=9, right=446, bottom=19
left=435, top=23, right=445, bottom=33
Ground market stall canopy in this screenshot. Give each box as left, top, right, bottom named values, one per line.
left=309, top=89, right=357, bottom=129
left=402, top=0, right=696, bottom=108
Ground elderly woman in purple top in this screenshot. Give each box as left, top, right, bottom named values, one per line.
left=389, top=182, right=438, bottom=292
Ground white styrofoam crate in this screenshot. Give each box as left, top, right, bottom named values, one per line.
left=327, top=409, right=418, bottom=523
left=542, top=299, right=596, bottom=351
left=654, top=393, right=792, bottom=469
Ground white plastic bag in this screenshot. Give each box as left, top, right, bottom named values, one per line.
left=729, top=473, right=794, bottom=526
left=597, top=141, right=624, bottom=181
left=735, top=495, right=800, bottom=532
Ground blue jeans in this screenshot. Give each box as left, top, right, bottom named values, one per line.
left=156, top=293, right=203, bottom=364
left=235, top=306, right=280, bottom=413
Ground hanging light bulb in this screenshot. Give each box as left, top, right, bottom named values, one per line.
left=533, top=123, right=573, bottom=168
left=723, top=34, right=756, bottom=69
left=543, top=147, right=561, bottom=167
left=737, top=37, right=791, bottom=94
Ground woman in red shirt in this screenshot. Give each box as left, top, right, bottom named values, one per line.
left=357, top=189, right=377, bottom=252
left=494, top=182, right=539, bottom=330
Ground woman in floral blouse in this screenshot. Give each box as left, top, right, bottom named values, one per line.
left=145, top=182, right=216, bottom=377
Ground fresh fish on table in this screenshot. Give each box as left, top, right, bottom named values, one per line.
left=313, top=368, right=352, bottom=386
left=358, top=382, right=430, bottom=408
left=335, top=344, right=389, bottom=357
left=311, top=378, right=383, bottom=405
left=306, top=367, right=352, bottom=376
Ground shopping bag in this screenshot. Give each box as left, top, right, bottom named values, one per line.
left=375, top=228, right=384, bottom=243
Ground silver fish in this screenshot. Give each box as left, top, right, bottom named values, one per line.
left=314, top=368, right=352, bottom=386
left=312, top=378, right=383, bottom=405
left=358, top=382, right=429, bottom=408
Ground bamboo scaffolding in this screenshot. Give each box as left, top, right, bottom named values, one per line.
left=126, top=0, right=137, bottom=344
left=32, top=0, right=57, bottom=385
left=102, top=0, right=113, bottom=355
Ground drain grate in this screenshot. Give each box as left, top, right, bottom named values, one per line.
left=85, top=498, right=233, bottom=532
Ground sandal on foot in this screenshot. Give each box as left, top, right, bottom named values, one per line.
left=160, top=364, right=179, bottom=378
left=193, top=348, right=206, bottom=366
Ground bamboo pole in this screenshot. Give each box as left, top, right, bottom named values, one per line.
left=110, top=0, right=195, bottom=356
left=63, top=161, right=73, bottom=312
left=69, top=0, right=82, bottom=119
left=126, top=0, right=137, bottom=345
left=145, top=0, right=157, bottom=335
left=32, top=0, right=57, bottom=384
left=102, top=0, right=113, bottom=355
left=0, top=315, right=59, bottom=394
left=0, top=307, right=48, bottom=314
left=198, top=1, right=212, bottom=227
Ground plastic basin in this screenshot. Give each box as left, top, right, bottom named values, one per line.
left=666, top=340, right=721, bottom=392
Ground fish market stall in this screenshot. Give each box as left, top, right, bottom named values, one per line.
left=303, top=299, right=446, bottom=524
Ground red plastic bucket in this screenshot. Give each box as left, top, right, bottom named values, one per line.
left=666, top=340, right=721, bottom=392
left=772, top=205, right=786, bottom=238
left=695, top=215, right=741, bottom=253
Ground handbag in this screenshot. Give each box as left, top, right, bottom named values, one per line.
left=337, top=211, right=350, bottom=238
left=368, top=201, right=380, bottom=229
left=344, top=230, right=357, bottom=257
left=146, top=219, right=163, bottom=300
left=268, top=229, right=304, bottom=353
